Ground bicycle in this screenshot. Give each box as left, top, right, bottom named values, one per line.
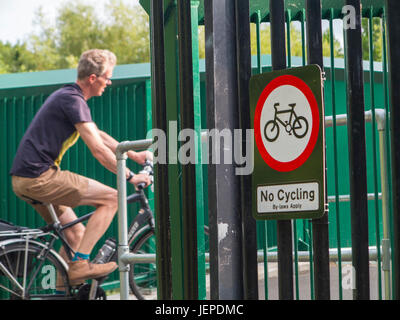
left=0, top=161, right=154, bottom=300
left=0, top=161, right=209, bottom=300
left=263, top=102, right=308, bottom=142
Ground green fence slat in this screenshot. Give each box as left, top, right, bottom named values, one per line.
left=368, top=9, right=382, bottom=300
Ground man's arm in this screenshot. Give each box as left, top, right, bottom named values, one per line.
left=76, top=122, right=119, bottom=174
left=75, top=122, right=151, bottom=187
left=98, top=130, right=152, bottom=165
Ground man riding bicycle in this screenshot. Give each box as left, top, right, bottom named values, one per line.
left=9, top=49, right=152, bottom=287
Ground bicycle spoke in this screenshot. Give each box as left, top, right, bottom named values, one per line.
left=0, top=262, right=24, bottom=293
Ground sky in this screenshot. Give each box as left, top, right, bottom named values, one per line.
left=0, top=0, right=140, bottom=45
left=0, top=1, right=343, bottom=47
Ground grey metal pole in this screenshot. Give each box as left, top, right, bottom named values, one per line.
left=116, top=150, right=129, bottom=300
left=377, top=111, right=391, bottom=300
left=116, top=139, right=152, bottom=300
left=204, top=0, right=244, bottom=300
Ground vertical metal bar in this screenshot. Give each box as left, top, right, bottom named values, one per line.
left=306, top=0, right=331, bottom=300
left=204, top=0, right=244, bottom=300
left=385, top=0, right=400, bottom=300
left=117, top=154, right=129, bottom=300
left=255, top=11, right=269, bottom=300
left=286, top=9, right=292, bottom=68
left=162, top=0, right=185, bottom=299
left=256, top=10, right=263, bottom=74
left=381, top=9, right=394, bottom=299
left=1, top=98, right=7, bottom=223
left=300, top=8, right=315, bottom=300
left=378, top=116, right=392, bottom=300
left=368, top=8, right=383, bottom=300
left=329, top=8, right=343, bottom=300
left=269, top=0, right=294, bottom=300
left=235, top=0, right=259, bottom=300
left=177, top=0, right=198, bottom=300
left=285, top=8, right=300, bottom=301
left=190, top=0, right=207, bottom=300
left=345, top=0, right=370, bottom=300
left=149, top=0, right=172, bottom=300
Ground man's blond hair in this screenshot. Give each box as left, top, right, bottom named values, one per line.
left=77, top=49, right=117, bottom=80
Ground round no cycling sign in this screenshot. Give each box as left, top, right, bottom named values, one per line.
left=254, top=74, right=320, bottom=172
left=250, top=65, right=326, bottom=220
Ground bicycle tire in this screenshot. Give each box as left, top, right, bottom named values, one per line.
left=0, top=241, right=70, bottom=300
left=292, top=116, right=308, bottom=139
left=128, top=226, right=210, bottom=300
left=264, top=120, right=280, bottom=142
left=128, top=227, right=156, bottom=300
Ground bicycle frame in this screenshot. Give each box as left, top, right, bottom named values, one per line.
left=273, top=103, right=298, bottom=130
left=0, top=187, right=153, bottom=300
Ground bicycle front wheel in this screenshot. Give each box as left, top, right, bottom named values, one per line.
left=292, top=116, right=308, bottom=139
left=0, top=241, right=69, bottom=300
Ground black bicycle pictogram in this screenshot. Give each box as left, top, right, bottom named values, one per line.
left=263, top=102, right=309, bottom=142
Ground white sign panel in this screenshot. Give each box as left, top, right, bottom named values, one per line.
left=259, top=85, right=313, bottom=163
left=257, top=182, right=319, bottom=213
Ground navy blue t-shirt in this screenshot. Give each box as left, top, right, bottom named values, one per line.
left=10, top=83, right=93, bottom=178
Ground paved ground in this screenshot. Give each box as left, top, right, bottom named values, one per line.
left=107, top=261, right=386, bottom=300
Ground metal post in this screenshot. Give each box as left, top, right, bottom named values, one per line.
left=376, top=111, right=392, bottom=300
left=116, top=140, right=152, bottom=300
left=116, top=151, right=129, bottom=300
left=149, top=0, right=172, bottom=300
left=177, top=0, right=198, bottom=300
left=235, top=0, right=259, bottom=300
left=204, top=0, right=244, bottom=300
left=190, top=0, right=207, bottom=300
left=269, top=0, right=294, bottom=300
left=305, top=0, right=330, bottom=300
left=345, top=0, right=370, bottom=300
left=385, top=0, right=400, bottom=300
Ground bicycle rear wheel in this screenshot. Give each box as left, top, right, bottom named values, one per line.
left=0, top=241, right=70, bottom=300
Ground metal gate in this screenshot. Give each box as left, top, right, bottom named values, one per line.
left=143, top=0, right=400, bottom=300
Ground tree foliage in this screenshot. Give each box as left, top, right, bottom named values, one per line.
left=0, top=0, right=150, bottom=74
left=0, top=2, right=384, bottom=75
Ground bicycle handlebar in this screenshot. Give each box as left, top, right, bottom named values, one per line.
left=136, top=160, right=153, bottom=190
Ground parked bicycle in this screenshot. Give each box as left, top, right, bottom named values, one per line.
left=263, top=102, right=308, bottom=142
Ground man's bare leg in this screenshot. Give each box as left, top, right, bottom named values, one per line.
left=74, top=179, right=118, bottom=255
left=66, top=178, right=118, bottom=284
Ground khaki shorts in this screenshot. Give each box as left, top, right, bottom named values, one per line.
left=12, top=166, right=89, bottom=223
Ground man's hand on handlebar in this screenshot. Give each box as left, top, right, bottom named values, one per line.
left=127, top=160, right=153, bottom=190
left=128, top=173, right=152, bottom=189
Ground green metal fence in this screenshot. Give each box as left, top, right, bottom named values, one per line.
left=248, top=1, right=391, bottom=300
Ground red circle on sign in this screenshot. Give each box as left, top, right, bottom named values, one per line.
left=254, top=74, right=320, bottom=172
